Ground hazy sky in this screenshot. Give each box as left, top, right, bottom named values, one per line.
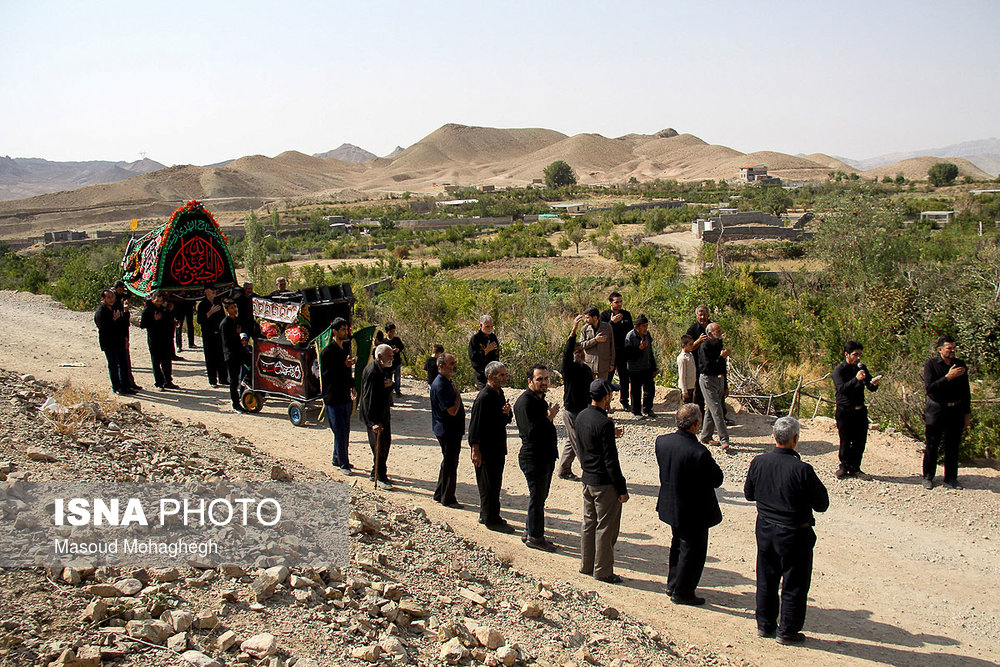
left=2, top=1, right=997, bottom=166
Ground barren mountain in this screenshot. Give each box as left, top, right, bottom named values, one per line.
left=844, top=137, right=1000, bottom=175
left=313, top=143, right=378, bottom=162
left=0, top=157, right=165, bottom=201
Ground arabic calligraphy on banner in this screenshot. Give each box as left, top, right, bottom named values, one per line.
left=169, top=235, right=225, bottom=285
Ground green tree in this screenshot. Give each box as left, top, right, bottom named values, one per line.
left=928, top=162, right=959, bottom=187
left=269, top=210, right=280, bottom=235
left=243, top=210, right=267, bottom=285
left=543, top=160, right=577, bottom=188
left=564, top=220, right=585, bottom=253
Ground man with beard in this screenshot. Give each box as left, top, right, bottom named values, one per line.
left=697, top=322, right=731, bottom=451
left=95, top=289, right=133, bottom=395
left=111, top=280, right=141, bottom=391
left=600, top=292, right=633, bottom=411
left=833, top=340, right=880, bottom=479
left=220, top=300, right=247, bottom=412
left=140, top=291, right=178, bottom=391
left=430, top=353, right=465, bottom=508
left=921, top=335, right=972, bottom=490
left=581, top=306, right=615, bottom=379
left=321, top=317, right=356, bottom=474
left=359, top=344, right=396, bottom=488
left=468, top=361, right=514, bottom=532
left=514, top=363, right=560, bottom=552
left=468, top=315, right=500, bottom=389
left=196, top=287, right=228, bottom=387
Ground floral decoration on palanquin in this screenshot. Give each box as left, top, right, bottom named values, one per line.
left=259, top=321, right=281, bottom=339
left=285, top=325, right=309, bottom=345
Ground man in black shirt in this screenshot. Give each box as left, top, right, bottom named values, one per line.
left=196, top=287, right=229, bottom=387
left=112, top=280, right=141, bottom=391
left=384, top=322, right=405, bottom=396
left=321, top=317, right=356, bottom=474
left=558, top=315, right=595, bottom=481
left=469, top=361, right=514, bottom=532
left=220, top=300, right=246, bottom=411
left=744, top=416, right=829, bottom=645
left=922, top=335, right=972, bottom=490
left=655, top=404, right=723, bottom=606
left=468, top=315, right=500, bottom=389
left=686, top=305, right=712, bottom=413
left=513, top=363, right=560, bottom=552
left=425, top=344, right=444, bottom=385
left=359, top=344, right=396, bottom=487
left=430, top=353, right=465, bottom=508
left=600, top=292, right=633, bottom=411
left=95, top=289, right=132, bottom=395
left=833, top=340, right=880, bottom=479
left=578, top=379, right=628, bottom=584
left=235, top=282, right=259, bottom=339
left=697, top=323, right=731, bottom=450
left=140, top=291, right=178, bottom=391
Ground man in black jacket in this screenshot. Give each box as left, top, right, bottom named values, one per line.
left=469, top=361, right=514, bottom=532
left=745, top=416, right=829, bottom=645
left=513, top=363, right=560, bottom=552
left=468, top=315, right=499, bottom=389
left=655, top=403, right=723, bottom=605
left=140, top=291, right=178, bottom=391
left=112, top=280, right=141, bottom=391
left=430, top=353, right=465, bottom=507
left=384, top=322, right=405, bottom=396
left=558, top=315, right=595, bottom=481
left=196, top=287, right=228, bottom=387
left=600, top=292, right=633, bottom=411
left=320, top=317, right=356, bottom=473
left=697, top=323, right=731, bottom=450
left=922, top=335, right=972, bottom=490
left=95, top=289, right=132, bottom=395
left=359, top=344, right=396, bottom=487
left=578, top=379, right=628, bottom=583
left=833, top=340, right=879, bottom=479
left=220, top=300, right=246, bottom=411
left=235, top=282, right=259, bottom=339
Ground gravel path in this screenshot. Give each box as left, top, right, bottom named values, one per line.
left=2, top=289, right=999, bottom=666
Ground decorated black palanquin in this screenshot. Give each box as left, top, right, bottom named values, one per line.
left=121, top=200, right=237, bottom=299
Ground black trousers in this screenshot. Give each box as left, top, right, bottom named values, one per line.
left=150, top=351, right=173, bottom=387
left=629, top=369, right=655, bottom=415
left=924, top=415, right=964, bottom=483
left=175, top=309, right=194, bottom=348
left=202, top=335, right=228, bottom=385
left=475, top=454, right=505, bottom=524
left=226, top=359, right=243, bottom=408
left=366, top=420, right=392, bottom=480
left=519, top=454, right=554, bottom=540
left=667, top=525, right=709, bottom=597
left=434, top=432, right=463, bottom=505
left=692, top=371, right=706, bottom=414
left=609, top=363, right=630, bottom=407
left=835, top=406, right=869, bottom=472
left=755, top=517, right=816, bottom=636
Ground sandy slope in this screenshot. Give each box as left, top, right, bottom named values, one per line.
left=2, top=289, right=1000, bottom=666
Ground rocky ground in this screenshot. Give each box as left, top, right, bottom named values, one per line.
left=0, top=369, right=719, bottom=667
left=2, top=289, right=1000, bottom=667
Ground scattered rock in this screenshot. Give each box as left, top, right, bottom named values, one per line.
left=180, top=650, right=221, bottom=667
left=160, top=609, right=194, bottom=633
left=240, top=633, right=277, bottom=658
left=474, top=626, right=505, bottom=650
left=125, top=619, right=170, bottom=645
left=26, top=447, right=58, bottom=462
left=520, top=601, right=543, bottom=618
left=113, top=577, right=143, bottom=596
left=351, top=644, right=382, bottom=662
left=440, top=637, right=469, bottom=664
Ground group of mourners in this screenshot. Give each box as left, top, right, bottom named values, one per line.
left=96, top=281, right=974, bottom=645
left=94, top=278, right=277, bottom=412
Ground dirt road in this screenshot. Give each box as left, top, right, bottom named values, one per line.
left=2, top=290, right=998, bottom=666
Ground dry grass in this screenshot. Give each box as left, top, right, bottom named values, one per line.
left=40, top=379, right=120, bottom=436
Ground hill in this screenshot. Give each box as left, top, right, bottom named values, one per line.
left=0, top=156, right=165, bottom=201
left=843, top=137, right=1000, bottom=176
left=313, top=143, right=377, bottom=162
left=861, top=156, right=993, bottom=181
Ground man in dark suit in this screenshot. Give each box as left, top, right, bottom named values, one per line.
left=468, top=361, right=514, bottom=531
left=744, top=416, right=829, bottom=645
left=359, top=344, right=396, bottom=488
left=922, top=334, right=972, bottom=489
left=654, top=403, right=723, bottom=605
left=600, top=292, right=633, bottom=411
left=220, top=300, right=247, bottom=412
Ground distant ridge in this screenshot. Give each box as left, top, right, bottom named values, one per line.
left=386, top=146, right=406, bottom=158
left=314, top=143, right=377, bottom=162
left=840, top=138, right=1000, bottom=176
left=0, top=157, right=165, bottom=201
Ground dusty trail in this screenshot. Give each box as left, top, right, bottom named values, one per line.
left=2, top=290, right=998, bottom=666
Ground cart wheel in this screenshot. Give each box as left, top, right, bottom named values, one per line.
left=241, top=390, right=264, bottom=414
left=288, top=402, right=305, bottom=427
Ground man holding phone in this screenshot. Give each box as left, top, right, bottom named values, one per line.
left=832, top=340, right=880, bottom=479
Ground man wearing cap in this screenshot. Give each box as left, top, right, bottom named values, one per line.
left=655, top=403, right=724, bottom=606
left=577, top=379, right=628, bottom=584
left=558, top=315, right=595, bottom=481
left=321, top=317, right=356, bottom=474
left=600, top=292, right=633, bottom=411
left=623, top=314, right=657, bottom=419
left=513, top=363, right=560, bottom=552
left=469, top=361, right=514, bottom=531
